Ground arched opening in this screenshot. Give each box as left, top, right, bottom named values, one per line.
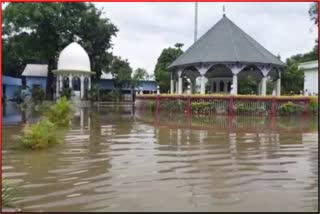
left=84, top=77, right=89, bottom=99
left=72, top=76, right=80, bottom=91
left=63, top=76, right=69, bottom=88
left=228, top=81, right=232, bottom=92
left=219, top=81, right=224, bottom=92
left=213, top=82, right=217, bottom=92
left=181, top=66, right=200, bottom=94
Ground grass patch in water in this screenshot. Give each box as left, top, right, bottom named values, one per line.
left=2, top=180, right=18, bottom=208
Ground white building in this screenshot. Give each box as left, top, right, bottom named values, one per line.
left=53, top=42, right=94, bottom=100
left=299, top=60, right=318, bottom=95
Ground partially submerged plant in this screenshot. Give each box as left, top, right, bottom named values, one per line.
left=46, top=96, right=74, bottom=127
left=2, top=180, right=18, bottom=208
left=16, top=118, right=60, bottom=150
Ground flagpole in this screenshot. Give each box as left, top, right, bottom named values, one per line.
left=194, top=2, right=198, bottom=43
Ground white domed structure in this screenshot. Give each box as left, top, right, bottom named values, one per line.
left=53, top=42, right=94, bottom=100
left=57, top=42, right=91, bottom=72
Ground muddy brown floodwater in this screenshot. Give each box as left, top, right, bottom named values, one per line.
left=2, top=104, right=318, bottom=212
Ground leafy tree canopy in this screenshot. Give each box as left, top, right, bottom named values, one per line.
left=154, top=43, right=184, bottom=93
left=2, top=2, right=118, bottom=97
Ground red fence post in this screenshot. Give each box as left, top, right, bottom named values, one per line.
left=229, top=96, right=234, bottom=116
left=304, top=98, right=310, bottom=116
left=271, top=97, right=276, bottom=117
left=186, top=96, right=191, bottom=116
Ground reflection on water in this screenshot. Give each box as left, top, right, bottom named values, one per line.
left=2, top=104, right=318, bottom=212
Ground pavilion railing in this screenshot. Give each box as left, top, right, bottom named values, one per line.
left=135, top=95, right=317, bottom=117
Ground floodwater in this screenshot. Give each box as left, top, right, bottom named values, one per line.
left=2, top=103, right=319, bottom=212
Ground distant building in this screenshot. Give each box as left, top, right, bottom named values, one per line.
left=299, top=60, right=318, bottom=95
left=2, top=75, right=22, bottom=100
left=21, top=64, right=48, bottom=92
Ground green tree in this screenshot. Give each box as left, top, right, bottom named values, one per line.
left=281, top=58, right=304, bottom=95
left=309, top=2, right=318, bottom=25
left=154, top=43, right=184, bottom=93
left=110, top=56, right=133, bottom=89
left=2, top=3, right=118, bottom=98
left=132, top=68, right=150, bottom=81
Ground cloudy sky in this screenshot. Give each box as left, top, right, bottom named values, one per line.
left=94, top=2, right=317, bottom=75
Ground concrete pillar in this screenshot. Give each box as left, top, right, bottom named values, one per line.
left=232, top=74, right=238, bottom=95
left=175, top=81, right=178, bottom=94
left=261, top=76, right=267, bottom=96
left=88, top=76, right=91, bottom=90
left=276, top=77, right=281, bottom=96
left=178, top=76, right=183, bottom=94
left=170, top=79, right=174, bottom=94
left=69, top=74, right=72, bottom=89
left=59, top=75, right=63, bottom=92
left=56, top=75, right=60, bottom=99
left=200, top=75, right=205, bottom=95
left=80, top=75, right=84, bottom=99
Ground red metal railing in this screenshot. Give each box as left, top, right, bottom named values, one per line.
left=135, top=95, right=316, bottom=117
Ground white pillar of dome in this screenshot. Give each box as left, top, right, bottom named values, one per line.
left=59, top=74, right=63, bottom=92
left=56, top=75, right=60, bottom=99
left=228, top=63, right=246, bottom=95
left=259, top=65, right=272, bottom=96
left=88, top=76, right=91, bottom=90
left=80, top=75, right=84, bottom=99
left=69, top=74, right=72, bottom=89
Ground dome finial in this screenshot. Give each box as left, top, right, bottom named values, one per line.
left=223, top=5, right=226, bottom=17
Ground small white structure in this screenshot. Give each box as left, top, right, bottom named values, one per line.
left=299, top=60, right=318, bottom=95
left=53, top=42, right=94, bottom=100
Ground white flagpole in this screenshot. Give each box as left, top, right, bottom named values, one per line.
left=194, top=2, right=198, bottom=43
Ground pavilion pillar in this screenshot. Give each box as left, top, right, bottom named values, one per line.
left=258, top=65, right=272, bottom=96
left=200, top=75, right=206, bottom=94
left=261, top=76, right=267, bottom=96
left=170, top=72, right=174, bottom=94
left=175, top=81, right=178, bottom=94
left=232, top=74, right=238, bottom=95
left=69, top=74, right=72, bottom=89
left=178, top=77, right=183, bottom=94
left=177, top=69, right=183, bottom=94
left=228, top=63, right=246, bottom=95
left=224, top=80, right=228, bottom=93
left=80, top=75, right=84, bottom=99
left=276, top=72, right=281, bottom=96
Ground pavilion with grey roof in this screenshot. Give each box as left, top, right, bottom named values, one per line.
left=169, top=14, right=285, bottom=96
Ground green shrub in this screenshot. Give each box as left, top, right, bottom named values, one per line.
left=309, top=99, right=318, bottom=114
left=60, top=88, right=73, bottom=100
left=278, top=101, right=304, bottom=116
left=31, top=86, right=45, bottom=102
left=192, top=102, right=222, bottom=114
left=16, top=118, right=60, bottom=150
left=46, top=96, right=74, bottom=127
left=147, top=101, right=156, bottom=112
left=160, top=100, right=186, bottom=112
left=2, top=180, right=18, bottom=208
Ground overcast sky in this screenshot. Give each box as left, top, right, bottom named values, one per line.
left=94, top=2, right=317, bottom=75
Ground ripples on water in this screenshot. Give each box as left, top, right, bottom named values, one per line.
left=2, top=105, right=318, bottom=212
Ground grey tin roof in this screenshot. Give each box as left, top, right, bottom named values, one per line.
left=169, top=15, right=285, bottom=69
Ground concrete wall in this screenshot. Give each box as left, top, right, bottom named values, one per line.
left=3, top=85, right=20, bottom=100
left=304, top=70, right=318, bottom=95
left=25, top=77, right=47, bottom=92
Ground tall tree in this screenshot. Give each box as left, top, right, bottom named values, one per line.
left=154, top=43, right=183, bottom=92
left=132, top=68, right=150, bottom=81
left=110, top=56, right=133, bottom=89
left=309, top=2, right=318, bottom=25
left=2, top=3, right=118, bottom=98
